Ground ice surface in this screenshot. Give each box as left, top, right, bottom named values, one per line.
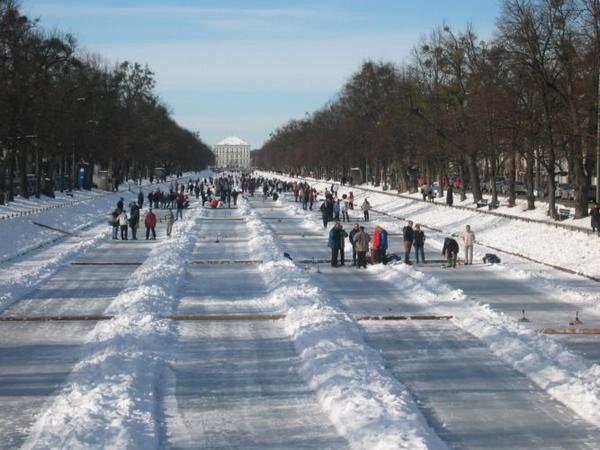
left=164, top=321, right=349, bottom=449
left=0, top=322, right=96, bottom=449
left=363, top=321, right=600, bottom=449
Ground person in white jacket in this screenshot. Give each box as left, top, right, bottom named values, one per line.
left=463, top=224, right=475, bottom=265
left=118, top=210, right=128, bottom=240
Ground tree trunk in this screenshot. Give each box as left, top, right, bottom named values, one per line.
left=35, top=145, right=41, bottom=198
left=490, top=155, right=498, bottom=205
left=546, top=154, right=557, bottom=220
left=0, top=161, right=5, bottom=205
left=459, top=163, right=467, bottom=201
left=19, top=147, right=28, bottom=198
left=525, top=150, right=535, bottom=210
left=570, top=151, right=589, bottom=219
left=466, top=152, right=482, bottom=202
left=508, top=151, right=516, bottom=207
left=8, top=151, right=16, bottom=202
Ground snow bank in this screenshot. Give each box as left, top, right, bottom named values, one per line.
left=260, top=174, right=600, bottom=429
left=257, top=172, right=600, bottom=280
left=22, top=203, right=204, bottom=449
left=373, top=262, right=600, bottom=428
left=238, top=199, right=447, bottom=450
left=0, top=224, right=110, bottom=313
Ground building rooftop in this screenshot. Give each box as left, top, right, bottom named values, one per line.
left=216, top=136, right=249, bottom=146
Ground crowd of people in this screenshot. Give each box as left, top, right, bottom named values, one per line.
left=109, top=172, right=488, bottom=270
left=263, top=177, right=480, bottom=269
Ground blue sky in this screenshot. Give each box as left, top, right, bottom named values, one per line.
left=24, top=1, right=501, bottom=148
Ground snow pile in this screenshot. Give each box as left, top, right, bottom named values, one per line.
left=0, top=175, right=205, bottom=313
left=0, top=189, right=138, bottom=264
left=372, top=262, right=600, bottom=427
left=260, top=174, right=600, bottom=428
left=238, top=199, right=447, bottom=450
left=22, top=204, right=204, bottom=449
left=257, top=172, right=600, bottom=279
left=0, top=225, right=110, bottom=313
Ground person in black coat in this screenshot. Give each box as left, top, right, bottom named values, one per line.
left=129, top=202, right=140, bottom=240
left=442, top=237, right=459, bottom=268
left=590, top=203, right=600, bottom=235
left=402, top=220, right=414, bottom=264
left=348, top=223, right=360, bottom=266
left=446, top=186, right=454, bottom=206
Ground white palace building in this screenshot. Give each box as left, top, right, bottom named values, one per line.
left=212, top=136, right=251, bottom=169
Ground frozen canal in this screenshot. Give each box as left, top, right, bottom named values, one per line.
left=1, top=186, right=599, bottom=449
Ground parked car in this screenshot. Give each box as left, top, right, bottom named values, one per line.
left=555, top=183, right=574, bottom=200
left=573, top=185, right=598, bottom=202
left=502, top=181, right=527, bottom=195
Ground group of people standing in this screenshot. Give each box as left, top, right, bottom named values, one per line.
left=110, top=197, right=175, bottom=241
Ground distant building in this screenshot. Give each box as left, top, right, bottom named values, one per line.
left=212, top=136, right=251, bottom=169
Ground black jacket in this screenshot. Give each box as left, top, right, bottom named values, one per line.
left=403, top=225, right=414, bottom=243
left=442, top=237, right=459, bottom=255
left=414, top=230, right=425, bottom=246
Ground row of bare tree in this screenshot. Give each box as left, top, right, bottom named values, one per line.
left=254, top=0, right=600, bottom=219
left=0, top=0, right=214, bottom=203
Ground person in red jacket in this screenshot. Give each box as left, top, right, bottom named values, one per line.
left=371, top=226, right=381, bottom=263
left=144, top=208, right=157, bottom=240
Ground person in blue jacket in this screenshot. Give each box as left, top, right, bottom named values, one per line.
left=328, top=221, right=348, bottom=267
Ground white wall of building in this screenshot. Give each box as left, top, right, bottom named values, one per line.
left=212, top=136, right=251, bottom=169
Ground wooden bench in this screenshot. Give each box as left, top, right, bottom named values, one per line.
left=557, top=208, right=570, bottom=221
left=488, top=200, right=500, bottom=210
left=476, top=198, right=488, bottom=208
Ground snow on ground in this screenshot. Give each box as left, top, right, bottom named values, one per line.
left=0, top=176, right=195, bottom=314
left=266, top=182, right=600, bottom=430
left=375, top=262, right=600, bottom=428
left=289, top=173, right=593, bottom=230
left=240, top=198, right=448, bottom=450
left=12, top=173, right=210, bottom=449
left=257, top=172, right=600, bottom=280
left=22, top=202, right=204, bottom=449
left=0, top=177, right=158, bottom=220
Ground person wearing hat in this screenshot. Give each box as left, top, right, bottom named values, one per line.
left=354, top=226, right=370, bottom=268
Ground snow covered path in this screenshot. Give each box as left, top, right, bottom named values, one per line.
left=264, top=191, right=600, bottom=449
left=164, top=321, right=348, bottom=449
left=162, top=207, right=347, bottom=448
left=2, top=176, right=600, bottom=449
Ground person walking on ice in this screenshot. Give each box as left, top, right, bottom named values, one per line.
left=144, top=208, right=157, bottom=240
left=328, top=221, right=348, bottom=267
left=361, top=198, right=371, bottom=221
left=349, top=223, right=360, bottom=266
left=403, top=220, right=414, bottom=265
left=414, top=224, right=426, bottom=263
left=463, top=224, right=475, bottom=265
left=164, top=208, right=175, bottom=237
left=355, top=226, right=370, bottom=268
left=118, top=209, right=128, bottom=240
